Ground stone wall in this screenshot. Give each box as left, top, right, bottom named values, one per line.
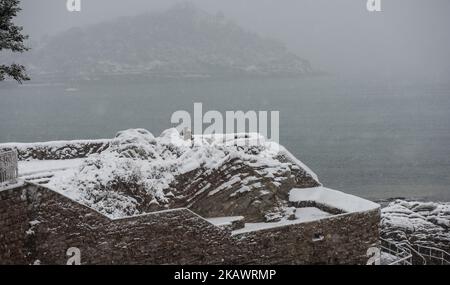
left=234, top=210, right=380, bottom=265
left=0, top=182, right=379, bottom=265
left=0, top=140, right=110, bottom=161
left=0, top=183, right=239, bottom=265
left=0, top=183, right=33, bottom=264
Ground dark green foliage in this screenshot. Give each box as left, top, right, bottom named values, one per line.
left=0, top=0, right=29, bottom=83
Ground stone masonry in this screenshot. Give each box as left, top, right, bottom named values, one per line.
left=0, top=182, right=380, bottom=265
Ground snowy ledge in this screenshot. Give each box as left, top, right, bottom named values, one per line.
left=206, top=216, right=244, bottom=227
left=0, top=179, right=26, bottom=192
left=289, top=186, right=380, bottom=213
left=232, top=187, right=380, bottom=235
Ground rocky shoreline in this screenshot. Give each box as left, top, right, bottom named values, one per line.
left=381, top=199, right=450, bottom=255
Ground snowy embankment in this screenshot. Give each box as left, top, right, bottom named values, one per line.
left=5, top=128, right=319, bottom=219
left=381, top=200, right=450, bottom=252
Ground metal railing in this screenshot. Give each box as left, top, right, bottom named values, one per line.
left=414, top=244, right=450, bottom=265
left=396, top=242, right=427, bottom=265
left=381, top=238, right=450, bottom=265
left=380, top=238, right=412, bottom=265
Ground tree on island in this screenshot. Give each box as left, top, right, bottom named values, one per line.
left=0, top=0, right=29, bottom=83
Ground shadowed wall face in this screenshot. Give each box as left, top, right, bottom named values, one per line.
left=0, top=183, right=379, bottom=265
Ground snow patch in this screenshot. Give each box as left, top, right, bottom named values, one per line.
left=289, top=186, right=380, bottom=213
left=206, top=216, right=244, bottom=226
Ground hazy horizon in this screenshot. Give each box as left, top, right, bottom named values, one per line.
left=13, top=0, right=450, bottom=80
left=2, top=1, right=450, bottom=202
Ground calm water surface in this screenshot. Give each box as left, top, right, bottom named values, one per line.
left=1, top=76, right=449, bottom=201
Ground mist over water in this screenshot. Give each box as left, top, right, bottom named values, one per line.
left=15, top=0, right=450, bottom=79
left=1, top=1, right=450, bottom=201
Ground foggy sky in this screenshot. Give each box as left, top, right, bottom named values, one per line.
left=15, top=0, right=450, bottom=78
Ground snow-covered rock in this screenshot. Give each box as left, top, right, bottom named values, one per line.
left=381, top=200, right=450, bottom=252
left=45, top=128, right=319, bottom=219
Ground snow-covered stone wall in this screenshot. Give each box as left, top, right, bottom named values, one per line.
left=0, top=182, right=379, bottom=265
left=0, top=140, right=110, bottom=161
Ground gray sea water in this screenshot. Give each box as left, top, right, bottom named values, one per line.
left=1, top=76, right=449, bottom=201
